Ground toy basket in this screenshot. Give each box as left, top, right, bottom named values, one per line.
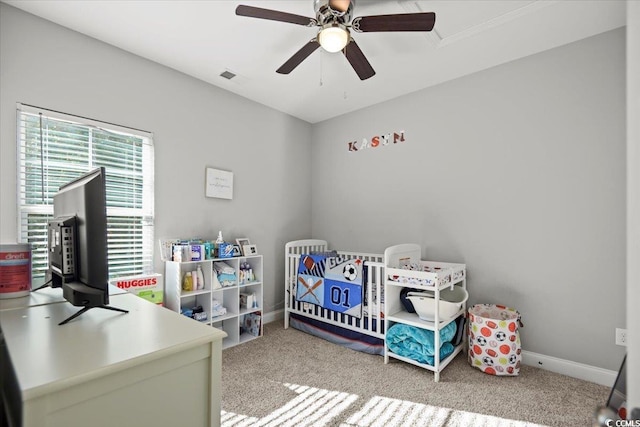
left=468, top=304, right=522, bottom=376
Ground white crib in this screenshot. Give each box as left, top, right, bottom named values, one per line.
left=284, top=239, right=386, bottom=353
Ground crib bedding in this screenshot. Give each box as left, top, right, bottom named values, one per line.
left=296, top=254, right=365, bottom=317
left=289, top=313, right=384, bottom=355
left=285, top=239, right=386, bottom=355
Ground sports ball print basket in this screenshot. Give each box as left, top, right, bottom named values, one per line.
left=468, top=304, right=523, bottom=376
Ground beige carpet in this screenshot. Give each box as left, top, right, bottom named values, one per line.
left=221, top=322, right=609, bottom=426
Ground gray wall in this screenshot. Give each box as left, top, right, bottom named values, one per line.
left=0, top=4, right=312, bottom=315
left=311, top=28, right=626, bottom=370
left=0, top=3, right=627, bottom=371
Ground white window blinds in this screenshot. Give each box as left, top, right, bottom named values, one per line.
left=17, top=104, right=155, bottom=281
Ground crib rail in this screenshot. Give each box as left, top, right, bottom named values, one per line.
left=284, top=240, right=385, bottom=339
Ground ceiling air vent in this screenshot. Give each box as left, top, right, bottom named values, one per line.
left=220, top=70, right=236, bottom=80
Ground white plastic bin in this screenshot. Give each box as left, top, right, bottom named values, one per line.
left=406, top=286, right=468, bottom=322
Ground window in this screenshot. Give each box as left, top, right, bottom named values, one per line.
left=17, top=104, right=154, bottom=282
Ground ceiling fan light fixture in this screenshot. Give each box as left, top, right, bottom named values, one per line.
left=318, top=24, right=349, bottom=53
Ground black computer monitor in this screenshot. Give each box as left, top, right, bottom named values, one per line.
left=45, top=167, right=127, bottom=325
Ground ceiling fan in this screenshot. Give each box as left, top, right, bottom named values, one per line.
left=235, top=0, right=436, bottom=80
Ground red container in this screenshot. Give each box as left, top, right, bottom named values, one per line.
left=0, top=244, right=32, bottom=299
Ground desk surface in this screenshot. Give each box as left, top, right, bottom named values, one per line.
left=0, top=293, right=226, bottom=401
left=0, top=284, right=127, bottom=311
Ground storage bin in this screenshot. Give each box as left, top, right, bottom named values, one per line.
left=406, top=286, right=468, bottom=322
left=468, top=304, right=522, bottom=376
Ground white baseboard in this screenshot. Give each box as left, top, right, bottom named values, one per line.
left=522, top=350, right=617, bottom=387
left=261, top=313, right=616, bottom=387
left=263, top=309, right=284, bottom=325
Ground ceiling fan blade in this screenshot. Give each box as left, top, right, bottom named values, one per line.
left=276, top=40, right=321, bottom=74
left=235, top=5, right=317, bottom=27
left=352, top=12, right=436, bottom=32
left=343, top=39, right=375, bottom=80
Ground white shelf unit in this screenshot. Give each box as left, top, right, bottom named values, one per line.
left=211, top=255, right=263, bottom=349
left=164, top=260, right=213, bottom=325
left=164, top=254, right=263, bottom=349
left=383, top=244, right=466, bottom=382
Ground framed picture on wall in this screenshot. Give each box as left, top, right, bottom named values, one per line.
left=205, top=167, right=233, bottom=200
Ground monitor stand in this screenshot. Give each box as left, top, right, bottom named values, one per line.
left=59, top=281, right=129, bottom=325
left=59, top=304, right=129, bottom=325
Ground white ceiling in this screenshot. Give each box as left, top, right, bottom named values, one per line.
left=3, top=0, right=627, bottom=123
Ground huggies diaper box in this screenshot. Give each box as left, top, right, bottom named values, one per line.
left=111, top=273, right=164, bottom=305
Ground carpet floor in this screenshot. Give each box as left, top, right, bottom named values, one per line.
left=220, top=322, right=609, bottom=426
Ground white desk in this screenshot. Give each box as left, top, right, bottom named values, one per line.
left=0, top=293, right=226, bottom=427
left=0, top=284, right=127, bottom=312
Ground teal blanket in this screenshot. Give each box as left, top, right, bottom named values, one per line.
left=386, top=322, right=457, bottom=365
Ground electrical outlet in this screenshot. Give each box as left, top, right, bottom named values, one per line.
left=615, top=328, right=627, bottom=346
